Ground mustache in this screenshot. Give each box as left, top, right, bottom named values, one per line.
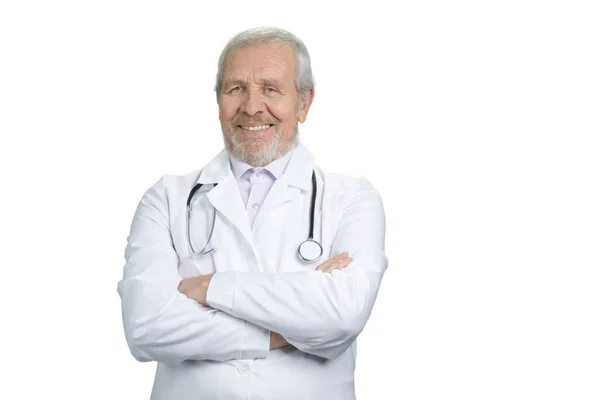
left=233, top=115, right=279, bottom=126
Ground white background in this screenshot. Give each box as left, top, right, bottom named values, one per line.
left=1, top=0, right=599, bottom=399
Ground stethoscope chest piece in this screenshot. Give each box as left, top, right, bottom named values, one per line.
left=298, top=239, right=323, bottom=262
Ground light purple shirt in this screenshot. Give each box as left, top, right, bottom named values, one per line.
left=229, top=151, right=293, bottom=227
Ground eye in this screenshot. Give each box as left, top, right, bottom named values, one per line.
left=265, top=87, right=277, bottom=93
left=229, top=86, right=243, bottom=93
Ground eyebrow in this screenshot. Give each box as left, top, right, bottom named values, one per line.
left=222, top=79, right=244, bottom=87
left=222, top=78, right=283, bottom=88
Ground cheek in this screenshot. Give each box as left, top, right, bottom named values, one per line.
left=219, top=102, right=238, bottom=122
left=269, top=102, right=297, bottom=125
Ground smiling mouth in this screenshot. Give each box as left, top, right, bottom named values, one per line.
left=238, top=124, right=274, bottom=132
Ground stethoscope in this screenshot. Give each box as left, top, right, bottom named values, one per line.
left=186, top=170, right=323, bottom=262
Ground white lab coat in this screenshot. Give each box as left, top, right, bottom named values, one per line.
left=117, top=143, right=388, bottom=400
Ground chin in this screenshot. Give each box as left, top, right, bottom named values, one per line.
left=223, top=124, right=298, bottom=166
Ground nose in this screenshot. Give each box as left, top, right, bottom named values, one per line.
left=239, top=87, right=267, bottom=116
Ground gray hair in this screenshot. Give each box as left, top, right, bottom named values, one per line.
left=214, top=26, right=315, bottom=103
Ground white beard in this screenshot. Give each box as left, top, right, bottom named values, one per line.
left=225, top=123, right=299, bottom=167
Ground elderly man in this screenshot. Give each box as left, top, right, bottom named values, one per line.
left=117, top=26, right=388, bottom=400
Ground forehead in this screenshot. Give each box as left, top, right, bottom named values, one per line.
left=222, top=42, right=296, bottom=84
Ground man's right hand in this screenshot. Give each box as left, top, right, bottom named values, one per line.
left=269, top=252, right=353, bottom=350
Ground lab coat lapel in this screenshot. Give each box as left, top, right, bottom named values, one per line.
left=252, top=143, right=315, bottom=232
left=197, top=149, right=254, bottom=249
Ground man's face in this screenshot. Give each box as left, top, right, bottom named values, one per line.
left=218, top=42, right=313, bottom=167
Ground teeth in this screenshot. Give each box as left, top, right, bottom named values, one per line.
left=242, top=125, right=271, bottom=131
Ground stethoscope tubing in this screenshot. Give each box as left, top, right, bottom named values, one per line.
left=186, top=182, right=218, bottom=255
left=186, top=170, right=322, bottom=261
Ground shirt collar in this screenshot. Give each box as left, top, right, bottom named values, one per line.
left=229, top=149, right=294, bottom=181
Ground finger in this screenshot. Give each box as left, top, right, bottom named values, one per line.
left=322, top=264, right=336, bottom=273
left=324, top=258, right=351, bottom=273
left=315, top=253, right=350, bottom=271
left=331, top=252, right=348, bottom=261
left=316, top=255, right=343, bottom=271
left=338, top=257, right=352, bottom=268
left=315, top=261, right=330, bottom=271
left=327, top=258, right=353, bottom=273
left=321, top=261, right=336, bottom=273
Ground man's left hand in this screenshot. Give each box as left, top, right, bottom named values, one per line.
left=177, top=274, right=215, bottom=306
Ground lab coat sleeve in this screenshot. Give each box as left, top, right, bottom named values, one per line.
left=206, top=177, right=388, bottom=360
left=117, top=176, right=270, bottom=365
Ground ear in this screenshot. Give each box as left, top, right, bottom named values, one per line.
left=297, top=88, right=315, bottom=123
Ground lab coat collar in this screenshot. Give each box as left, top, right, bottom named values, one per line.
left=249, top=143, right=315, bottom=238
left=196, top=142, right=315, bottom=190
left=194, top=142, right=316, bottom=252
left=281, top=142, right=315, bottom=191
left=197, top=148, right=232, bottom=184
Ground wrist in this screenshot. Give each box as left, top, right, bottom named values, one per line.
left=178, top=274, right=214, bottom=306
left=199, top=274, right=214, bottom=306
left=269, top=331, right=289, bottom=350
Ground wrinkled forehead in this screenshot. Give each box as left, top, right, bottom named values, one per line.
left=222, top=42, right=296, bottom=85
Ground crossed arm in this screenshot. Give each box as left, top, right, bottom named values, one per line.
left=177, top=253, right=354, bottom=350
left=117, top=177, right=387, bottom=365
